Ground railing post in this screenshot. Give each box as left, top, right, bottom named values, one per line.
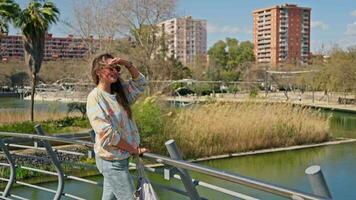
left=89, top=129, right=95, bottom=143
left=88, top=130, right=95, bottom=159
left=0, top=139, right=16, bottom=197
left=165, top=139, right=201, bottom=200
left=305, top=165, right=332, bottom=199
left=35, top=124, right=64, bottom=200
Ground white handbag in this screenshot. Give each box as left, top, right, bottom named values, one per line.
left=135, top=158, right=159, bottom=200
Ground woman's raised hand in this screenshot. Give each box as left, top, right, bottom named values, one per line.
left=109, top=57, right=132, bottom=68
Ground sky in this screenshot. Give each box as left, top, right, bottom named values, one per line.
left=10, top=0, right=356, bottom=53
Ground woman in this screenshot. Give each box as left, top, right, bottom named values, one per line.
left=86, top=53, right=148, bottom=200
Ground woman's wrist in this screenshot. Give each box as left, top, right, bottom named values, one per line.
left=131, top=147, right=147, bottom=155
left=131, top=147, right=139, bottom=155
left=125, top=61, right=133, bottom=69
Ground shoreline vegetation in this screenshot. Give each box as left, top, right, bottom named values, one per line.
left=0, top=97, right=331, bottom=182
left=0, top=97, right=331, bottom=158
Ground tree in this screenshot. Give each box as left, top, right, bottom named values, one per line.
left=64, top=0, right=122, bottom=55
left=66, top=0, right=177, bottom=93
left=0, top=0, right=20, bottom=36
left=190, top=54, right=208, bottom=80
left=226, top=38, right=239, bottom=70
left=114, top=0, right=176, bottom=83
left=169, top=56, right=192, bottom=80
left=207, top=38, right=255, bottom=81
left=11, top=0, right=59, bottom=121
left=296, top=46, right=356, bottom=102
left=0, top=0, right=20, bottom=59
left=326, top=47, right=356, bottom=95
left=208, top=40, right=227, bottom=69
left=236, top=41, right=254, bottom=64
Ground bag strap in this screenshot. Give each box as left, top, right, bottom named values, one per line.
left=135, top=156, right=147, bottom=180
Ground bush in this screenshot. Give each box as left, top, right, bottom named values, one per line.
left=67, top=102, right=87, bottom=117
left=132, top=97, right=164, bottom=138
left=190, top=83, right=217, bottom=96
left=132, top=97, right=170, bottom=154
left=227, top=86, right=239, bottom=94
left=249, top=88, right=259, bottom=98
left=0, top=117, right=90, bottom=134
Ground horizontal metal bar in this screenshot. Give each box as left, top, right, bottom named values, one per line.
left=0, top=178, right=9, bottom=183
left=142, top=153, right=329, bottom=200
left=13, top=165, right=101, bottom=188
left=61, top=193, right=86, bottom=200
left=65, top=175, right=102, bottom=186
left=197, top=179, right=259, bottom=200
left=0, top=162, right=10, bottom=167
left=142, top=164, right=258, bottom=200
left=19, top=165, right=101, bottom=186
left=0, top=177, right=56, bottom=194
left=9, top=194, right=29, bottom=200
left=0, top=178, right=85, bottom=200
left=52, top=149, right=85, bottom=156
left=179, top=174, right=258, bottom=200
left=0, top=132, right=93, bottom=147
left=7, top=144, right=85, bottom=156
left=7, top=153, right=85, bottom=165
left=18, top=166, right=57, bottom=176
left=0, top=192, right=14, bottom=200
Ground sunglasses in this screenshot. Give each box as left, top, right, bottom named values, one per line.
left=101, top=64, right=121, bottom=73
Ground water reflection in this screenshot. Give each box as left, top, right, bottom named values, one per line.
left=327, top=111, right=356, bottom=138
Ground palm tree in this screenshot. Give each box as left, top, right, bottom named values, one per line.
left=12, top=0, right=59, bottom=121
left=0, top=0, right=20, bottom=59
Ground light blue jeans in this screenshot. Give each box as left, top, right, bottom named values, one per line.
left=96, top=156, right=135, bottom=200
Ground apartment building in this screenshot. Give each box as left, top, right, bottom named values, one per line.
left=158, top=16, right=207, bottom=66
left=0, top=34, right=95, bottom=61
left=253, top=4, right=311, bottom=67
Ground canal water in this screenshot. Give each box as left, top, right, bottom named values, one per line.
left=2, top=98, right=356, bottom=199
left=0, top=97, right=69, bottom=113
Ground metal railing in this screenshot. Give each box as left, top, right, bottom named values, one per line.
left=0, top=125, right=333, bottom=200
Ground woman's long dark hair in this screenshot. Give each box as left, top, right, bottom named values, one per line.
left=91, top=53, right=132, bottom=119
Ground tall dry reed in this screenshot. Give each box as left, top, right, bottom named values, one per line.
left=0, top=110, right=80, bottom=124
left=168, top=102, right=330, bottom=158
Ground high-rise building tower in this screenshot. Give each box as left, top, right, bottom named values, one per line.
left=158, top=16, right=207, bottom=66
left=253, top=4, right=311, bottom=67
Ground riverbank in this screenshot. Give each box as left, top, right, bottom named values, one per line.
left=23, top=91, right=87, bottom=103
left=163, top=93, right=356, bottom=114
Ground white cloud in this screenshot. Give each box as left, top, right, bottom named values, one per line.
left=345, top=22, right=356, bottom=35
left=311, top=21, right=329, bottom=30
left=351, top=10, right=356, bottom=17
left=207, top=23, right=251, bottom=35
